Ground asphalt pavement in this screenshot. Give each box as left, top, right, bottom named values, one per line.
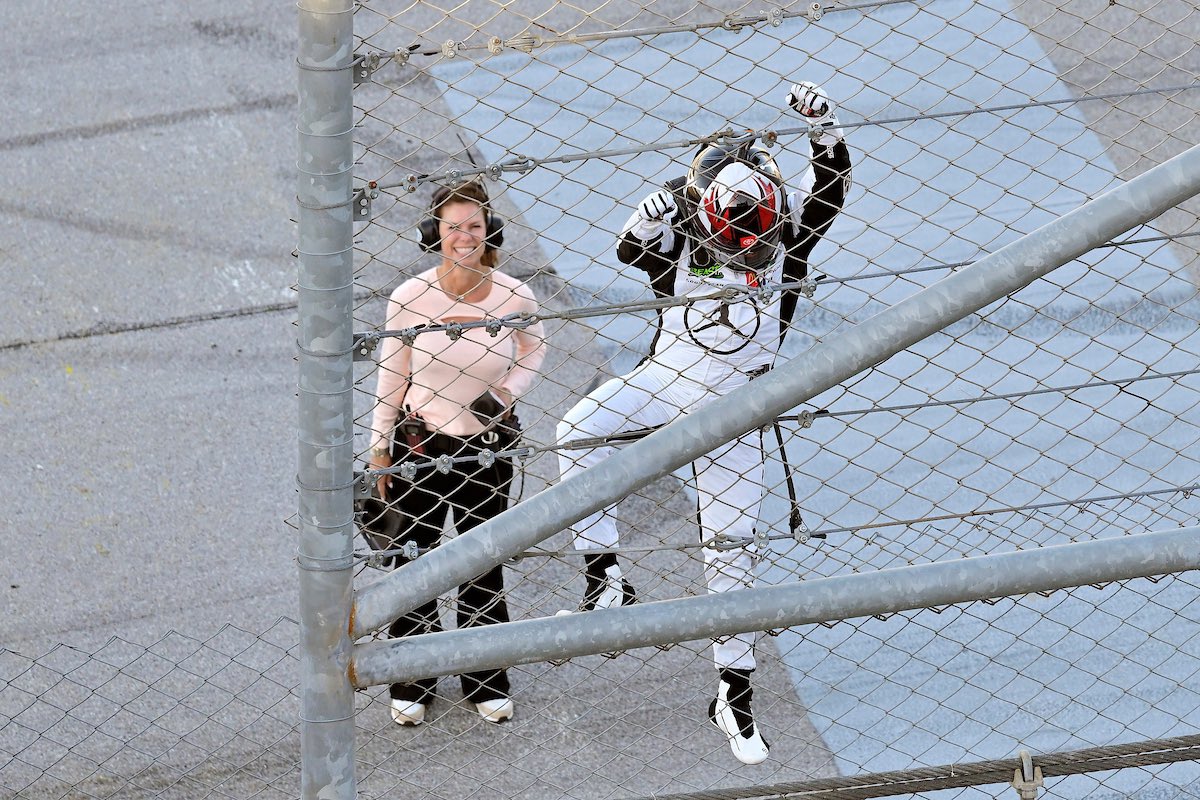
left=3, top=2, right=1198, bottom=799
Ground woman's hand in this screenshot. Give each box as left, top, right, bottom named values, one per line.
left=370, top=449, right=392, bottom=501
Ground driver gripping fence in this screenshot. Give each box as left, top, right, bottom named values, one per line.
left=8, top=3, right=1200, bottom=800
left=335, top=1, right=1200, bottom=798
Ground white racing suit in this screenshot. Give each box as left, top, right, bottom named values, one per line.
left=556, top=137, right=851, bottom=670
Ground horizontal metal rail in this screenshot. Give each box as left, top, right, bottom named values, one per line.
left=351, top=527, right=1200, bottom=685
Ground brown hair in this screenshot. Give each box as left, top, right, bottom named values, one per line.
left=430, top=181, right=498, bottom=268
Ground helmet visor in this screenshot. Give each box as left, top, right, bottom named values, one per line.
left=700, top=193, right=781, bottom=270
left=704, top=236, right=777, bottom=271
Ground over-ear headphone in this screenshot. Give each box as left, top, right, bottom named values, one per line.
left=417, top=182, right=506, bottom=254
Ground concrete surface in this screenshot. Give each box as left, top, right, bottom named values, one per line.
left=2, top=1, right=1198, bottom=799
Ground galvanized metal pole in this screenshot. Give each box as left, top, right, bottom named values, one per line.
left=353, top=143, right=1200, bottom=641
left=296, top=1, right=356, bottom=798
left=353, top=527, right=1200, bottom=684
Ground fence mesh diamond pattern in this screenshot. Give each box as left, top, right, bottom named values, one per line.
left=7, top=0, right=1200, bottom=798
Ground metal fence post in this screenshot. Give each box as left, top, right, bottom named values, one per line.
left=296, top=1, right=356, bottom=799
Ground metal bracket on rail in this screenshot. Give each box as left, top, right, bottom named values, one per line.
left=353, top=51, right=380, bottom=84
left=352, top=470, right=371, bottom=500
left=353, top=47, right=413, bottom=84
left=1011, top=750, right=1044, bottom=800
left=352, top=331, right=380, bottom=361
left=754, top=527, right=770, bottom=550
left=353, top=181, right=378, bottom=222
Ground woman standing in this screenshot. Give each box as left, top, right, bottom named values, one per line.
left=368, top=180, right=546, bottom=726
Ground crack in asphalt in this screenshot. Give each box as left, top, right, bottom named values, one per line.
left=0, top=93, right=295, bottom=152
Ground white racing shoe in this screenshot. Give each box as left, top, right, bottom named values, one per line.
left=556, top=557, right=637, bottom=616
left=708, top=669, right=769, bottom=765
left=475, top=696, right=515, bottom=724
left=554, top=556, right=638, bottom=658
left=390, top=698, right=427, bottom=726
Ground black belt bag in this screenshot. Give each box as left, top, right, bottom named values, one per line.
left=467, top=390, right=522, bottom=451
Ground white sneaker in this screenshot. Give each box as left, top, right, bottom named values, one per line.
left=475, top=696, right=514, bottom=724
left=390, top=698, right=426, bottom=726
left=709, top=672, right=769, bottom=765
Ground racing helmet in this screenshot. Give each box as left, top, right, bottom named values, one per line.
left=685, top=140, right=785, bottom=271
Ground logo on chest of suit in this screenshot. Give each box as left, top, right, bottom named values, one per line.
left=688, top=247, right=724, bottom=280
left=683, top=298, right=762, bottom=354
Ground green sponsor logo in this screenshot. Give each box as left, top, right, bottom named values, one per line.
left=689, top=262, right=724, bottom=279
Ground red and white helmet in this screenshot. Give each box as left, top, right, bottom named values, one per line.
left=687, top=141, right=785, bottom=271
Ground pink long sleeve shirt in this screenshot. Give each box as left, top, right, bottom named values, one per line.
left=369, top=268, right=547, bottom=451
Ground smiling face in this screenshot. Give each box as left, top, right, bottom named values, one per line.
left=438, top=200, right=489, bottom=272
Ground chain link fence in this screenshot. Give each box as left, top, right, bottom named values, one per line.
left=345, top=0, right=1200, bottom=797
left=1, top=622, right=300, bottom=800
left=8, top=0, right=1200, bottom=798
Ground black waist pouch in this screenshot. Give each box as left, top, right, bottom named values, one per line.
left=469, top=390, right=522, bottom=449
left=356, top=493, right=405, bottom=555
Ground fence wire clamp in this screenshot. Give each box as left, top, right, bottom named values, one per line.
left=401, top=540, right=420, bottom=560
left=799, top=276, right=818, bottom=297
left=477, top=449, right=496, bottom=468
left=365, top=551, right=388, bottom=569
left=792, top=514, right=811, bottom=543
left=767, top=6, right=785, bottom=26
left=352, top=331, right=380, bottom=361
left=754, top=527, right=770, bottom=550
left=434, top=454, right=454, bottom=474
left=721, top=127, right=756, bottom=145
left=441, top=40, right=460, bottom=58
left=352, top=182, right=378, bottom=222
left=504, top=154, right=535, bottom=175
left=506, top=34, right=541, bottom=53
left=722, top=13, right=748, bottom=32
left=796, top=409, right=816, bottom=428
left=485, top=163, right=503, bottom=180
left=353, top=51, right=381, bottom=84
left=1011, top=750, right=1044, bottom=799
left=352, top=470, right=371, bottom=500
left=806, top=2, right=825, bottom=21
left=399, top=462, right=418, bottom=480
left=401, top=174, right=418, bottom=193
left=708, top=533, right=743, bottom=551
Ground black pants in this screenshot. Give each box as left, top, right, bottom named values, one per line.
left=387, top=431, right=513, bottom=705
